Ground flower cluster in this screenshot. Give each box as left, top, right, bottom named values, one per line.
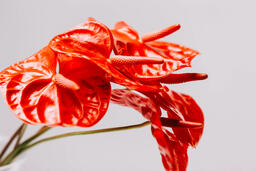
left=0, top=17, right=207, bottom=171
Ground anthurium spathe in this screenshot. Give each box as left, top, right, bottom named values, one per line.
left=49, top=18, right=161, bottom=92
left=0, top=18, right=161, bottom=126
left=111, top=21, right=204, bottom=84
left=0, top=18, right=207, bottom=171
left=0, top=46, right=111, bottom=127
left=110, top=89, right=203, bottom=171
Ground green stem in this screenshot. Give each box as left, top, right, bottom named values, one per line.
left=24, top=121, right=151, bottom=151
left=27, top=121, right=151, bottom=151
left=14, top=124, right=27, bottom=149
left=0, top=121, right=150, bottom=166
left=0, top=126, right=51, bottom=166
left=0, top=124, right=24, bottom=161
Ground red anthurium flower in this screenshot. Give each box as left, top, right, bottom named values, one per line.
left=49, top=18, right=161, bottom=92
left=0, top=17, right=206, bottom=171
left=0, top=45, right=111, bottom=127
left=0, top=18, right=164, bottom=126
left=110, top=89, right=204, bottom=171
left=110, top=21, right=206, bottom=147
left=147, top=88, right=204, bottom=147
left=111, top=21, right=205, bottom=84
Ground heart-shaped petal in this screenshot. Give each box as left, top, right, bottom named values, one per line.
left=49, top=18, right=113, bottom=60
left=0, top=46, right=111, bottom=127
left=50, top=18, right=160, bottom=92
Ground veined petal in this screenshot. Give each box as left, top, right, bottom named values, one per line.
left=147, top=41, right=199, bottom=69
left=111, top=21, right=199, bottom=79
left=50, top=18, right=160, bottom=92
left=59, top=59, right=111, bottom=127
left=49, top=18, right=113, bottom=60
left=163, top=90, right=204, bottom=147
left=0, top=47, right=56, bottom=124
left=113, top=21, right=139, bottom=40
left=110, top=89, right=189, bottom=171
left=57, top=53, right=160, bottom=92
left=152, top=127, right=188, bottom=171
left=0, top=45, right=111, bottom=127
left=110, top=89, right=161, bottom=125
left=0, top=46, right=55, bottom=89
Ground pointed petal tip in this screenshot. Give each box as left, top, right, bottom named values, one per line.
left=87, top=17, right=96, bottom=21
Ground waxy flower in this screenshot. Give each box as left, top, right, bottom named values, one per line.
left=111, top=89, right=204, bottom=171
left=0, top=18, right=167, bottom=126
left=49, top=17, right=163, bottom=92
left=0, top=46, right=111, bottom=127
left=111, top=21, right=207, bottom=85
left=111, top=21, right=206, bottom=146
left=146, top=88, right=204, bottom=147
left=0, top=17, right=206, bottom=171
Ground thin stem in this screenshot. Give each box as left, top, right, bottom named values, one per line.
left=32, top=126, right=51, bottom=138
left=0, top=126, right=51, bottom=166
left=23, top=121, right=151, bottom=153
left=14, top=124, right=27, bottom=149
left=0, top=124, right=24, bottom=161
left=0, top=121, right=150, bottom=166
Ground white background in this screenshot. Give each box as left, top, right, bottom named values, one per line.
left=0, top=0, right=255, bottom=170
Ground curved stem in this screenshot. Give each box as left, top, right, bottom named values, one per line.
left=0, top=121, right=150, bottom=166
left=0, top=124, right=24, bottom=161
left=23, top=121, right=150, bottom=152
left=16, top=121, right=151, bottom=160
left=14, top=124, right=27, bottom=149
left=0, top=126, right=51, bottom=166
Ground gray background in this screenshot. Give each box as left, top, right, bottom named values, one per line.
left=0, top=0, right=255, bottom=170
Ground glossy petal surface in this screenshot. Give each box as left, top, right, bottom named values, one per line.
left=0, top=47, right=56, bottom=124
left=0, top=47, right=111, bottom=127
left=152, top=127, right=188, bottom=171
left=49, top=19, right=159, bottom=92
left=49, top=19, right=113, bottom=61
left=111, top=89, right=161, bottom=125
left=110, top=89, right=189, bottom=170
left=111, top=21, right=199, bottom=78
left=58, top=56, right=111, bottom=127
left=161, top=90, right=204, bottom=147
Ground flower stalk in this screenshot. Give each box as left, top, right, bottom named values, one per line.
left=23, top=121, right=151, bottom=152
left=0, top=124, right=25, bottom=161
left=0, top=126, right=51, bottom=166
left=0, top=121, right=151, bottom=166
left=14, top=124, right=27, bottom=149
